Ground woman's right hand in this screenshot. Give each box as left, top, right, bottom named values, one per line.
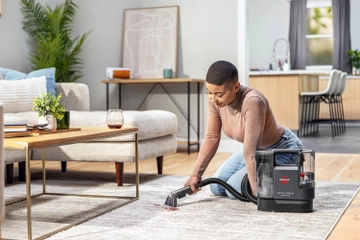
left=184, top=176, right=202, bottom=194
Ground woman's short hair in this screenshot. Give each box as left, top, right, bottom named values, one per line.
left=205, top=60, right=238, bottom=86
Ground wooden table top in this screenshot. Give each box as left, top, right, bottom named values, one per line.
left=4, top=126, right=138, bottom=150
left=101, top=78, right=204, bottom=84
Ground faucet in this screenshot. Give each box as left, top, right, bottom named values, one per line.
left=271, top=38, right=291, bottom=71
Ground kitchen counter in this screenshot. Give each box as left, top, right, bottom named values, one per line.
left=249, top=70, right=331, bottom=76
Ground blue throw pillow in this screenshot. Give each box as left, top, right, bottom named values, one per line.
left=1, top=67, right=56, bottom=96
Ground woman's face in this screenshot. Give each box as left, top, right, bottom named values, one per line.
left=206, top=81, right=240, bottom=107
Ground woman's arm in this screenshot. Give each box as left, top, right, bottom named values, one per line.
left=186, top=100, right=222, bottom=191
left=242, top=96, right=267, bottom=194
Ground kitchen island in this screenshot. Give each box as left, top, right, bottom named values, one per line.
left=249, top=70, right=331, bottom=132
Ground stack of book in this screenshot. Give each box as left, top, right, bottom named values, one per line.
left=4, top=124, right=31, bottom=138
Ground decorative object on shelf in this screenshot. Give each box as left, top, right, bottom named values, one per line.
left=33, top=92, right=66, bottom=131
left=20, top=0, right=91, bottom=82
left=106, top=109, right=124, bottom=129
left=57, top=110, right=70, bottom=130
left=163, top=69, right=173, bottom=79
left=348, top=49, right=360, bottom=75
left=122, top=6, right=179, bottom=79
left=106, top=67, right=132, bottom=79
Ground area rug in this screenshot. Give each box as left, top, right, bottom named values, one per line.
left=2, top=173, right=359, bottom=240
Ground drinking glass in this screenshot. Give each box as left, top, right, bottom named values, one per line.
left=106, top=109, right=124, bottom=129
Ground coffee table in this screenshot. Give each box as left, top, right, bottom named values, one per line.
left=4, top=127, right=139, bottom=240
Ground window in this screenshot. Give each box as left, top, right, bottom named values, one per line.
left=305, top=0, right=333, bottom=70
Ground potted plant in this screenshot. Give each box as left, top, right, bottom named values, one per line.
left=33, top=92, right=66, bottom=131
left=348, top=49, right=360, bottom=75
left=20, top=0, right=91, bottom=82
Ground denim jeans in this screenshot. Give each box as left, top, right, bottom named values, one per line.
left=210, top=128, right=303, bottom=199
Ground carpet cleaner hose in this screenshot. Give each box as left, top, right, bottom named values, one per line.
left=165, top=174, right=257, bottom=207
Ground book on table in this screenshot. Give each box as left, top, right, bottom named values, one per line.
left=4, top=124, right=28, bottom=132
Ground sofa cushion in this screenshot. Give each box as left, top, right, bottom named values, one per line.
left=4, top=115, right=28, bottom=125
left=1, top=67, right=56, bottom=96
left=0, top=76, right=47, bottom=113
left=4, top=112, right=39, bottom=125
left=32, top=134, right=177, bottom=162
left=69, top=110, right=178, bottom=141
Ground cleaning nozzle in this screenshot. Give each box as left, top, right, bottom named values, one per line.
left=165, top=185, right=193, bottom=207
left=165, top=181, right=204, bottom=208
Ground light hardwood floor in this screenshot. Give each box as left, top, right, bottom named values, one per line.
left=30, top=151, right=360, bottom=240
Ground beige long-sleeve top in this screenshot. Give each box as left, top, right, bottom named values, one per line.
left=191, top=85, right=285, bottom=190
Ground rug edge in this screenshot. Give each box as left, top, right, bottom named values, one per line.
left=324, top=186, right=360, bottom=238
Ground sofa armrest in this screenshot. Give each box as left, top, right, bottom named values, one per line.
left=55, top=83, right=90, bottom=111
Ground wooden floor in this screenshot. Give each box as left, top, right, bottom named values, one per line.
left=28, top=150, right=360, bottom=240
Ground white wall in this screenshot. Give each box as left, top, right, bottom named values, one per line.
left=248, top=0, right=290, bottom=70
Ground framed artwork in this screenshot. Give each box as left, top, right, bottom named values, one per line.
left=122, top=6, right=179, bottom=79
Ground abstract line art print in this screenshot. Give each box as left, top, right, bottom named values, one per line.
left=122, top=6, right=179, bottom=79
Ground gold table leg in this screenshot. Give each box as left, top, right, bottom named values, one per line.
left=135, top=133, right=139, bottom=198
left=25, top=147, right=32, bottom=240
left=42, top=149, right=46, bottom=193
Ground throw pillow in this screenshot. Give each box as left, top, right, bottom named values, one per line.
left=0, top=76, right=47, bottom=113
left=1, top=67, right=56, bottom=96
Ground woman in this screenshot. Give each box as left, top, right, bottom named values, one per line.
left=184, top=60, right=303, bottom=199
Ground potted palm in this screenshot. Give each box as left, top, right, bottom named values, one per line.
left=348, top=49, right=360, bottom=75
left=21, top=0, right=91, bottom=82
left=33, top=93, right=66, bottom=131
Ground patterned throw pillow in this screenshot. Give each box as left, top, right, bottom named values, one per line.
left=0, top=67, right=56, bottom=96
left=0, top=76, right=47, bottom=113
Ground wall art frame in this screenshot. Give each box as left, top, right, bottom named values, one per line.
left=121, top=6, right=179, bottom=79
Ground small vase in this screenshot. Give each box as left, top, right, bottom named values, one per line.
left=38, top=115, right=57, bottom=131
left=57, top=111, right=70, bottom=130
left=352, top=67, right=360, bottom=76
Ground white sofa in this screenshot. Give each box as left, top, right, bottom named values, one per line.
left=3, top=82, right=178, bottom=186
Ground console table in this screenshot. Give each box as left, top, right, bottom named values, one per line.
left=101, top=78, right=204, bottom=154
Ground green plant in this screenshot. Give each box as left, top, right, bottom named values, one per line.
left=20, top=0, right=91, bottom=82
left=33, top=92, right=66, bottom=120
left=348, top=49, right=360, bottom=69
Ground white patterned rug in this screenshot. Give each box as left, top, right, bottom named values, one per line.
left=2, top=172, right=359, bottom=240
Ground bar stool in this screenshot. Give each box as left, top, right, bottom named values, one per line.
left=334, top=72, right=347, bottom=134
left=299, top=69, right=340, bottom=137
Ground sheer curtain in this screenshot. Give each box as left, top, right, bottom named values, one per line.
left=289, top=0, right=307, bottom=70
left=332, top=0, right=352, bottom=73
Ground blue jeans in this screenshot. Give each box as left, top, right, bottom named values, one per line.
left=210, top=128, right=303, bottom=199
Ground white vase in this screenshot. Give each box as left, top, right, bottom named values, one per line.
left=38, top=115, right=57, bottom=131
left=352, top=67, right=360, bottom=76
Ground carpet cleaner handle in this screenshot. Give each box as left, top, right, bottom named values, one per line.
left=173, top=182, right=203, bottom=199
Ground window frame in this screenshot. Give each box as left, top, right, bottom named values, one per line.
left=305, top=0, right=333, bottom=70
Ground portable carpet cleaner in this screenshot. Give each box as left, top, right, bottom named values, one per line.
left=165, top=149, right=316, bottom=213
